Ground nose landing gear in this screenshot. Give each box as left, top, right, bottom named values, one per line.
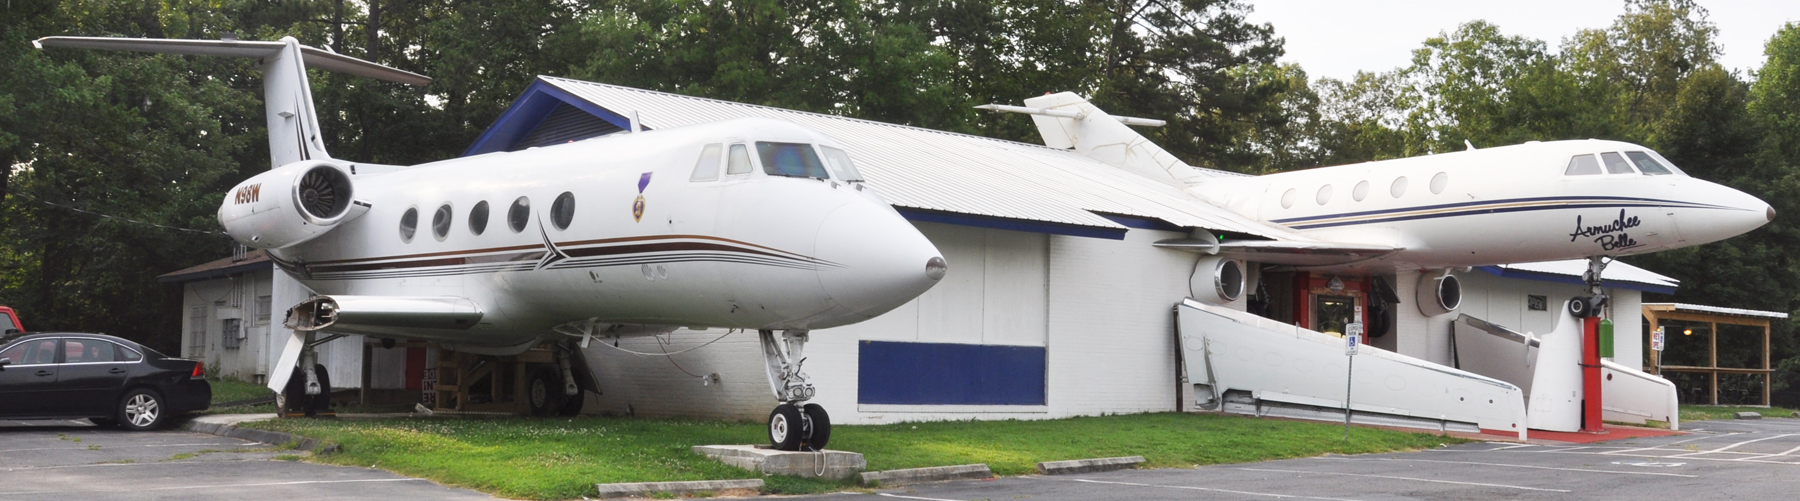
left=760, top=329, right=830, bottom=450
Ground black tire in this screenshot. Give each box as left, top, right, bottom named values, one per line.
left=1569, top=296, right=1590, bottom=317
left=88, top=417, right=117, bottom=428
left=527, top=367, right=564, bottom=417
left=309, top=364, right=332, bottom=416
left=768, top=403, right=805, bottom=451
left=557, top=387, right=585, bottom=416
left=801, top=403, right=831, bottom=451
left=118, top=388, right=166, bottom=431
left=280, top=366, right=307, bottom=416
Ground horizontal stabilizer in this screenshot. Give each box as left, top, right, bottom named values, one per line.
left=33, top=36, right=431, bottom=86
left=1154, top=238, right=1399, bottom=267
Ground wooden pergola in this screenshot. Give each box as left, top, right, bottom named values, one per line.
left=1643, top=303, right=1788, bottom=406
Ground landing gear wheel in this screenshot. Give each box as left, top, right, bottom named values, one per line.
left=556, top=388, right=584, bottom=416
left=527, top=367, right=565, bottom=417
left=118, top=388, right=166, bottom=431
left=309, top=364, right=332, bottom=416
left=1568, top=296, right=1591, bottom=317
left=768, top=403, right=806, bottom=451
left=801, top=403, right=831, bottom=450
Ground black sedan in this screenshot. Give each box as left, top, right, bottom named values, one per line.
left=0, top=332, right=210, bottom=430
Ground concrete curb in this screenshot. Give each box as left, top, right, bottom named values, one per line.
left=1735, top=412, right=1764, bottom=420
left=183, top=414, right=341, bottom=453
left=593, top=479, right=763, bottom=499
left=693, top=445, right=866, bottom=480
left=858, top=464, right=993, bottom=487
left=1036, top=456, right=1145, bottom=475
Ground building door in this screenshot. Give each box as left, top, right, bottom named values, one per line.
left=1293, top=273, right=1369, bottom=337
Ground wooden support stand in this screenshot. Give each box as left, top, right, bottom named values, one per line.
left=433, top=345, right=558, bottom=413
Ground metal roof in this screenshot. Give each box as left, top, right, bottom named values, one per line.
left=1643, top=303, right=1788, bottom=319
left=536, top=76, right=1295, bottom=241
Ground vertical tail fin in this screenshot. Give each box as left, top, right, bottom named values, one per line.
left=33, top=36, right=430, bottom=169
left=979, top=92, right=1205, bottom=188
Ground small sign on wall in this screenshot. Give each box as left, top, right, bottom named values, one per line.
left=1527, top=295, right=1548, bottom=311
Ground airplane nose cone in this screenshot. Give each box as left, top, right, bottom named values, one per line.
left=1768, top=205, right=1777, bottom=222
left=815, top=202, right=944, bottom=319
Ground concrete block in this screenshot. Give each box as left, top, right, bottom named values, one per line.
left=858, top=464, right=992, bottom=487
left=692, top=445, right=865, bottom=480
left=1735, top=411, right=1763, bottom=420
left=593, top=479, right=762, bottom=499
left=1036, top=456, right=1145, bottom=475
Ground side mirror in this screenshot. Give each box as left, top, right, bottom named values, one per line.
left=2, top=329, right=17, bottom=335
left=0, top=357, right=10, bottom=370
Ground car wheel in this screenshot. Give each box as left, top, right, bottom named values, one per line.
left=119, top=388, right=166, bottom=431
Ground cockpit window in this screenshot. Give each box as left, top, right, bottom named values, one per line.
left=726, top=144, right=753, bottom=175
left=690, top=144, right=722, bottom=182
left=820, top=146, right=864, bottom=182
left=1626, top=151, right=1676, bottom=176
left=1565, top=154, right=1602, bottom=176
left=756, top=142, right=830, bottom=179
left=1600, top=152, right=1636, bottom=174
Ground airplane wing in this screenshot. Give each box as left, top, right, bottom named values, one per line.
left=1153, top=238, right=1400, bottom=267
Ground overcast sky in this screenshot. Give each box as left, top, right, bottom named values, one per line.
left=1241, top=0, right=1800, bottom=82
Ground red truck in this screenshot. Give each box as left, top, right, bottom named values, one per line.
left=0, top=306, right=22, bottom=335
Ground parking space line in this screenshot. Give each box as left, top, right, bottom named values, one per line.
left=0, top=442, right=251, bottom=453
left=1064, top=478, right=1363, bottom=500
left=1739, top=443, right=1800, bottom=461
left=1442, top=445, right=1800, bottom=465
left=1313, top=457, right=1698, bottom=477
left=1235, top=467, right=1571, bottom=492
left=1664, top=434, right=1798, bottom=458
left=877, top=493, right=965, bottom=501
left=0, top=477, right=427, bottom=496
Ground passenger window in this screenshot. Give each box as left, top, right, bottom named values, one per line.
left=1600, top=152, right=1635, bottom=174
left=756, top=142, right=830, bottom=179
left=469, top=201, right=490, bottom=235
left=399, top=207, right=419, bottom=242
left=821, top=146, right=865, bottom=182
left=508, top=197, right=530, bottom=233
left=432, top=204, right=453, bottom=240
left=62, top=339, right=115, bottom=363
left=726, top=144, right=753, bottom=175
left=116, top=342, right=141, bottom=362
left=1564, top=154, right=1602, bottom=175
left=550, top=192, right=575, bottom=230
left=0, top=339, right=57, bottom=365
left=1626, top=151, right=1675, bottom=175
left=690, top=144, right=723, bottom=182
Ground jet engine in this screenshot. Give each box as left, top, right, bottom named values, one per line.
left=217, top=160, right=369, bottom=249
left=1190, top=256, right=1246, bottom=304
left=1416, top=271, right=1463, bottom=316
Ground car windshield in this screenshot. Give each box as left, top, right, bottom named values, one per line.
left=756, top=142, right=830, bottom=179
left=0, top=312, right=15, bottom=332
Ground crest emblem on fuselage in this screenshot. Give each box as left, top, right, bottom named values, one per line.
left=632, top=172, right=652, bottom=222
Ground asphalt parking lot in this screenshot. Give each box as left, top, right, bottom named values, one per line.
left=0, top=419, right=496, bottom=501
left=823, top=418, right=1800, bottom=501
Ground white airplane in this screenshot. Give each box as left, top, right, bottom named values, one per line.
left=982, top=93, right=1772, bottom=313
left=35, top=36, right=946, bottom=450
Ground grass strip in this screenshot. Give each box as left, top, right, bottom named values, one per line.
left=245, top=412, right=1462, bottom=500
left=1680, top=405, right=1800, bottom=422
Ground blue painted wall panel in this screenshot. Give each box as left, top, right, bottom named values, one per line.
left=857, top=341, right=1047, bottom=405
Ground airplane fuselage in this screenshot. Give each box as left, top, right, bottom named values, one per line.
left=1190, top=139, right=1771, bottom=270
left=232, top=118, right=944, bottom=349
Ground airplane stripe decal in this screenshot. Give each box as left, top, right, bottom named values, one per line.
left=1272, top=196, right=1747, bottom=230
left=1281, top=202, right=1707, bottom=230
left=294, top=237, right=836, bottom=280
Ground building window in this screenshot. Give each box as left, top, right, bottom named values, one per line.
left=189, top=306, right=208, bottom=358
left=256, top=296, right=272, bottom=324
